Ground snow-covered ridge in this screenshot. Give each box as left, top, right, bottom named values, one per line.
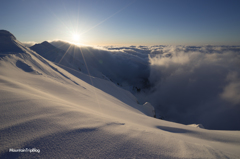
left=29, top=39, right=154, bottom=116
left=0, top=30, right=25, bottom=53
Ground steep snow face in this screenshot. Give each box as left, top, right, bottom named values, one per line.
left=0, top=30, right=145, bottom=117
left=0, top=30, right=154, bottom=118
left=1, top=31, right=240, bottom=158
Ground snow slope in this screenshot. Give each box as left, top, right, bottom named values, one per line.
left=1, top=30, right=240, bottom=158
left=31, top=41, right=115, bottom=84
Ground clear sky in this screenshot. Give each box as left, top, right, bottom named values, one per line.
left=1, top=0, right=240, bottom=46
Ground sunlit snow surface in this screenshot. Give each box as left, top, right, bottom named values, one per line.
left=1, top=30, right=240, bottom=158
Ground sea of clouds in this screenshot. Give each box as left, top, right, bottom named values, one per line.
left=145, top=45, right=240, bottom=130
left=104, top=45, right=240, bottom=130
left=48, top=41, right=240, bottom=130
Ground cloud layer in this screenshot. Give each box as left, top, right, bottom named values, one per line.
left=21, top=41, right=37, bottom=47
left=144, top=45, right=240, bottom=130
left=50, top=41, right=240, bottom=130
left=106, top=45, right=240, bottom=130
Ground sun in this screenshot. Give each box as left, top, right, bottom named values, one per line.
left=72, top=33, right=80, bottom=42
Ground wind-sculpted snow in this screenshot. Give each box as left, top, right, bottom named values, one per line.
left=51, top=41, right=240, bottom=130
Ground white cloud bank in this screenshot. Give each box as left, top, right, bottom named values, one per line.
left=144, top=45, right=240, bottom=130
left=103, top=45, right=240, bottom=130
left=49, top=41, right=240, bottom=130
left=21, top=41, right=37, bottom=47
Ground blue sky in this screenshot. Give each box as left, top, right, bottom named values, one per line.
left=1, top=0, right=240, bottom=45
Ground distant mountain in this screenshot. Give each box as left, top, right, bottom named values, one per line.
left=49, top=40, right=150, bottom=92
left=50, top=40, right=72, bottom=51
left=30, top=41, right=65, bottom=63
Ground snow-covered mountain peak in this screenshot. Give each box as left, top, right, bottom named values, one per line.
left=30, top=41, right=65, bottom=63
left=33, top=41, right=56, bottom=49
left=0, top=30, right=26, bottom=53
left=0, top=30, right=16, bottom=40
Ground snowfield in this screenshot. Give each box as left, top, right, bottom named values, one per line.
left=1, top=30, right=240, bottom=158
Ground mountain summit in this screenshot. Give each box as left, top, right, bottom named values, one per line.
left=30, top=41, right=65, bottom=62
left=0, top=30, right=25, bottom=53
left=0, top=30, right=16, bottom=40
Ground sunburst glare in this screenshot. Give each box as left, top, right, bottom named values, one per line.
left=72, top=33, right=80, bottom=42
